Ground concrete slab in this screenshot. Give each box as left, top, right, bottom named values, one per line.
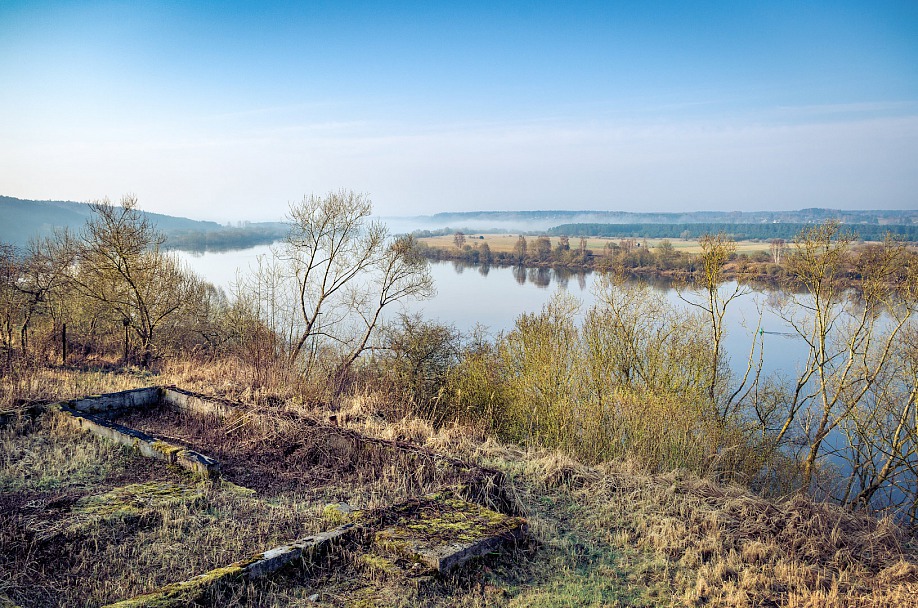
left=56, top=406, right=220, bottom=478
left=102, top=523, right=358, bottom=608
left=372, top=495, right=527, bottom=574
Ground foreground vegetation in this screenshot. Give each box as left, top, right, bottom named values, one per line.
left=2, top=363, right=917, bottom=606
left=2, top=191, right=918, bottom=605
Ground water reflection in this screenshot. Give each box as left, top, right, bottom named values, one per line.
left=512, top=265, right=526, bottom=285
left=451, top=260, right=594, bottom=292
left=529, top=267, right=551, bottom=288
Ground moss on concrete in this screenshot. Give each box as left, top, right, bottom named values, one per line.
left=322, top=502, right=359, bottom=525
left=74, top=481, right=204, bottom=523
left=373, top=495, right=525, bottom=569
left=150, top=440, right=183, bottom=459
left=102, top=563, right=244, bottom=608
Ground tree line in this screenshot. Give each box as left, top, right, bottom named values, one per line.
left=548, top=221, right=918, bottom=242
left=419, top=230, right=916, bottom=290
left=0, top=192, right=431, bottom=395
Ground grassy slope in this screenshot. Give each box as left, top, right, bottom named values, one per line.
left=2, top=364, right=917, bottom=607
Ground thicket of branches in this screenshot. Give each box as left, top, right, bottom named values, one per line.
left=374, top=224, right=918, bottom=526
left=0, top=192, right=433, bottom=399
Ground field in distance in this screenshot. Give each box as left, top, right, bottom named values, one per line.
left=418, top=234, right=771, bottom=256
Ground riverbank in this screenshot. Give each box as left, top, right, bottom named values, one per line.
left=416, top=232, right=914, bottom=290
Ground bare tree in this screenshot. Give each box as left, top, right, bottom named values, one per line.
left=274, top=191, right=433, bottom=377
left=769, top=224, right=916, bottom=488
left=534, top=236, right=551, bottom=262
left=63, top=195, right=199, bottom=366
left=0, top=245, right=25, bottom=370
left=678, top=233, right=750, bottom=422
left=339, top=234, right=435, bottom=373
left=15, top=235, right=76, bottom=361
left=769, top=238, right=785, bottom=264
left=453, top=231, right=466, bottom=250
left=513, top=235, right=528, bottom=264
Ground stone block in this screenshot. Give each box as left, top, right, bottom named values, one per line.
left=372, top=495, right=527, bottom=574
left=57, top=407, right=220, bottom=478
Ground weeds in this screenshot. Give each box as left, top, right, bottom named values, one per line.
left=3, top=362, right=918, bottom=606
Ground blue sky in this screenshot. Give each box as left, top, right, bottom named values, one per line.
left=1, top=1, right=916, bottom=221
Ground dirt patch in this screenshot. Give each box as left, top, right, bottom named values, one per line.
left=115, top=404, right=510, bottom=511
left=0, top=413, right=329, bottom=607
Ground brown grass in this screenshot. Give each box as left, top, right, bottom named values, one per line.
left=2, top=361, right=917, bottom=606
left=0, top=414, right=330, bottom=607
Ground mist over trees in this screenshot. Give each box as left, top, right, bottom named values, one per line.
left=549, top=221, right=918, bottom=242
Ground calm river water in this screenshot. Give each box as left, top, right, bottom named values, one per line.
left=174, top=245, right=807, bottom=378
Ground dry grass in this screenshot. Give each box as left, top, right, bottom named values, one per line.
left=0, top=414, right=328, bottom=607
left=2, top=362, right=917, bottom=606
left=529, top=457, right=918, bottom=607
left=0, top=363, right=156, bottom=410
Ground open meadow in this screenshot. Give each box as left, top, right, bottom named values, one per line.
left=419, top=234, right=772, bottom=256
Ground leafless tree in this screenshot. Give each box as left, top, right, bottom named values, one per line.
left=769, top=238, right=785, bottom=264
left=269, top=191, right=434, bottom=378
left=768, top=224, right=916, bottom=489
left=63, top=195, right=200, bottom=365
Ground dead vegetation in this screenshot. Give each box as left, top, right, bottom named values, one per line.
left=3, top=367, right=918, bottom=606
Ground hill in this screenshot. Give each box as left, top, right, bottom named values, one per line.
left=409, top=208, right=918, bottom=234
left=0, top=196, right=287, bottom=251
left=548, top=221, right=918, bottom=241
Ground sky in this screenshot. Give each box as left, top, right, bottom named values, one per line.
left=1, top=1, right=916, bottom=222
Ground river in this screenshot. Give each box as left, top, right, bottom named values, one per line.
left=174, top=245, right=808, bottom=379
left=175, top=245, right=918, bottom=507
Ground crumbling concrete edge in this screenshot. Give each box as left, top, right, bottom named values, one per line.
left=102, top=523, right=358, bottom=608
left=54, top=405, right=221, bottom=478
left=68, top=387, right=161, bottom=414
left=0, top=386, right=161, bottom=429
left=160, top=386, right=240, bottom=418
left=429, top=522, right=529, bottom=573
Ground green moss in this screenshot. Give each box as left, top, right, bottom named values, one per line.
left=74, top=481, right=204, bottom=522
left=322, top=502, right=359, bottom=525
left=358, top=553, right=404, bottom=577
left=151, top=441, right=183, bottom=459
left=102, top=564, right=243, bottom=608
left=372, top=495, right=524, bottom=566
left=219, top=479, right=257, bottom=497
left=0, top=593, right=21, bottom=608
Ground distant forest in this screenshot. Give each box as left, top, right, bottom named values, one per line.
left=162, top=223, right=288, bottom=252
left=423, top=207, right=918, bottom=227
left=548, top=222, right=918, bottom=242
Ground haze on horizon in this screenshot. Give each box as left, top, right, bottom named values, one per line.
left=1, top=1, right=916, bottom=223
